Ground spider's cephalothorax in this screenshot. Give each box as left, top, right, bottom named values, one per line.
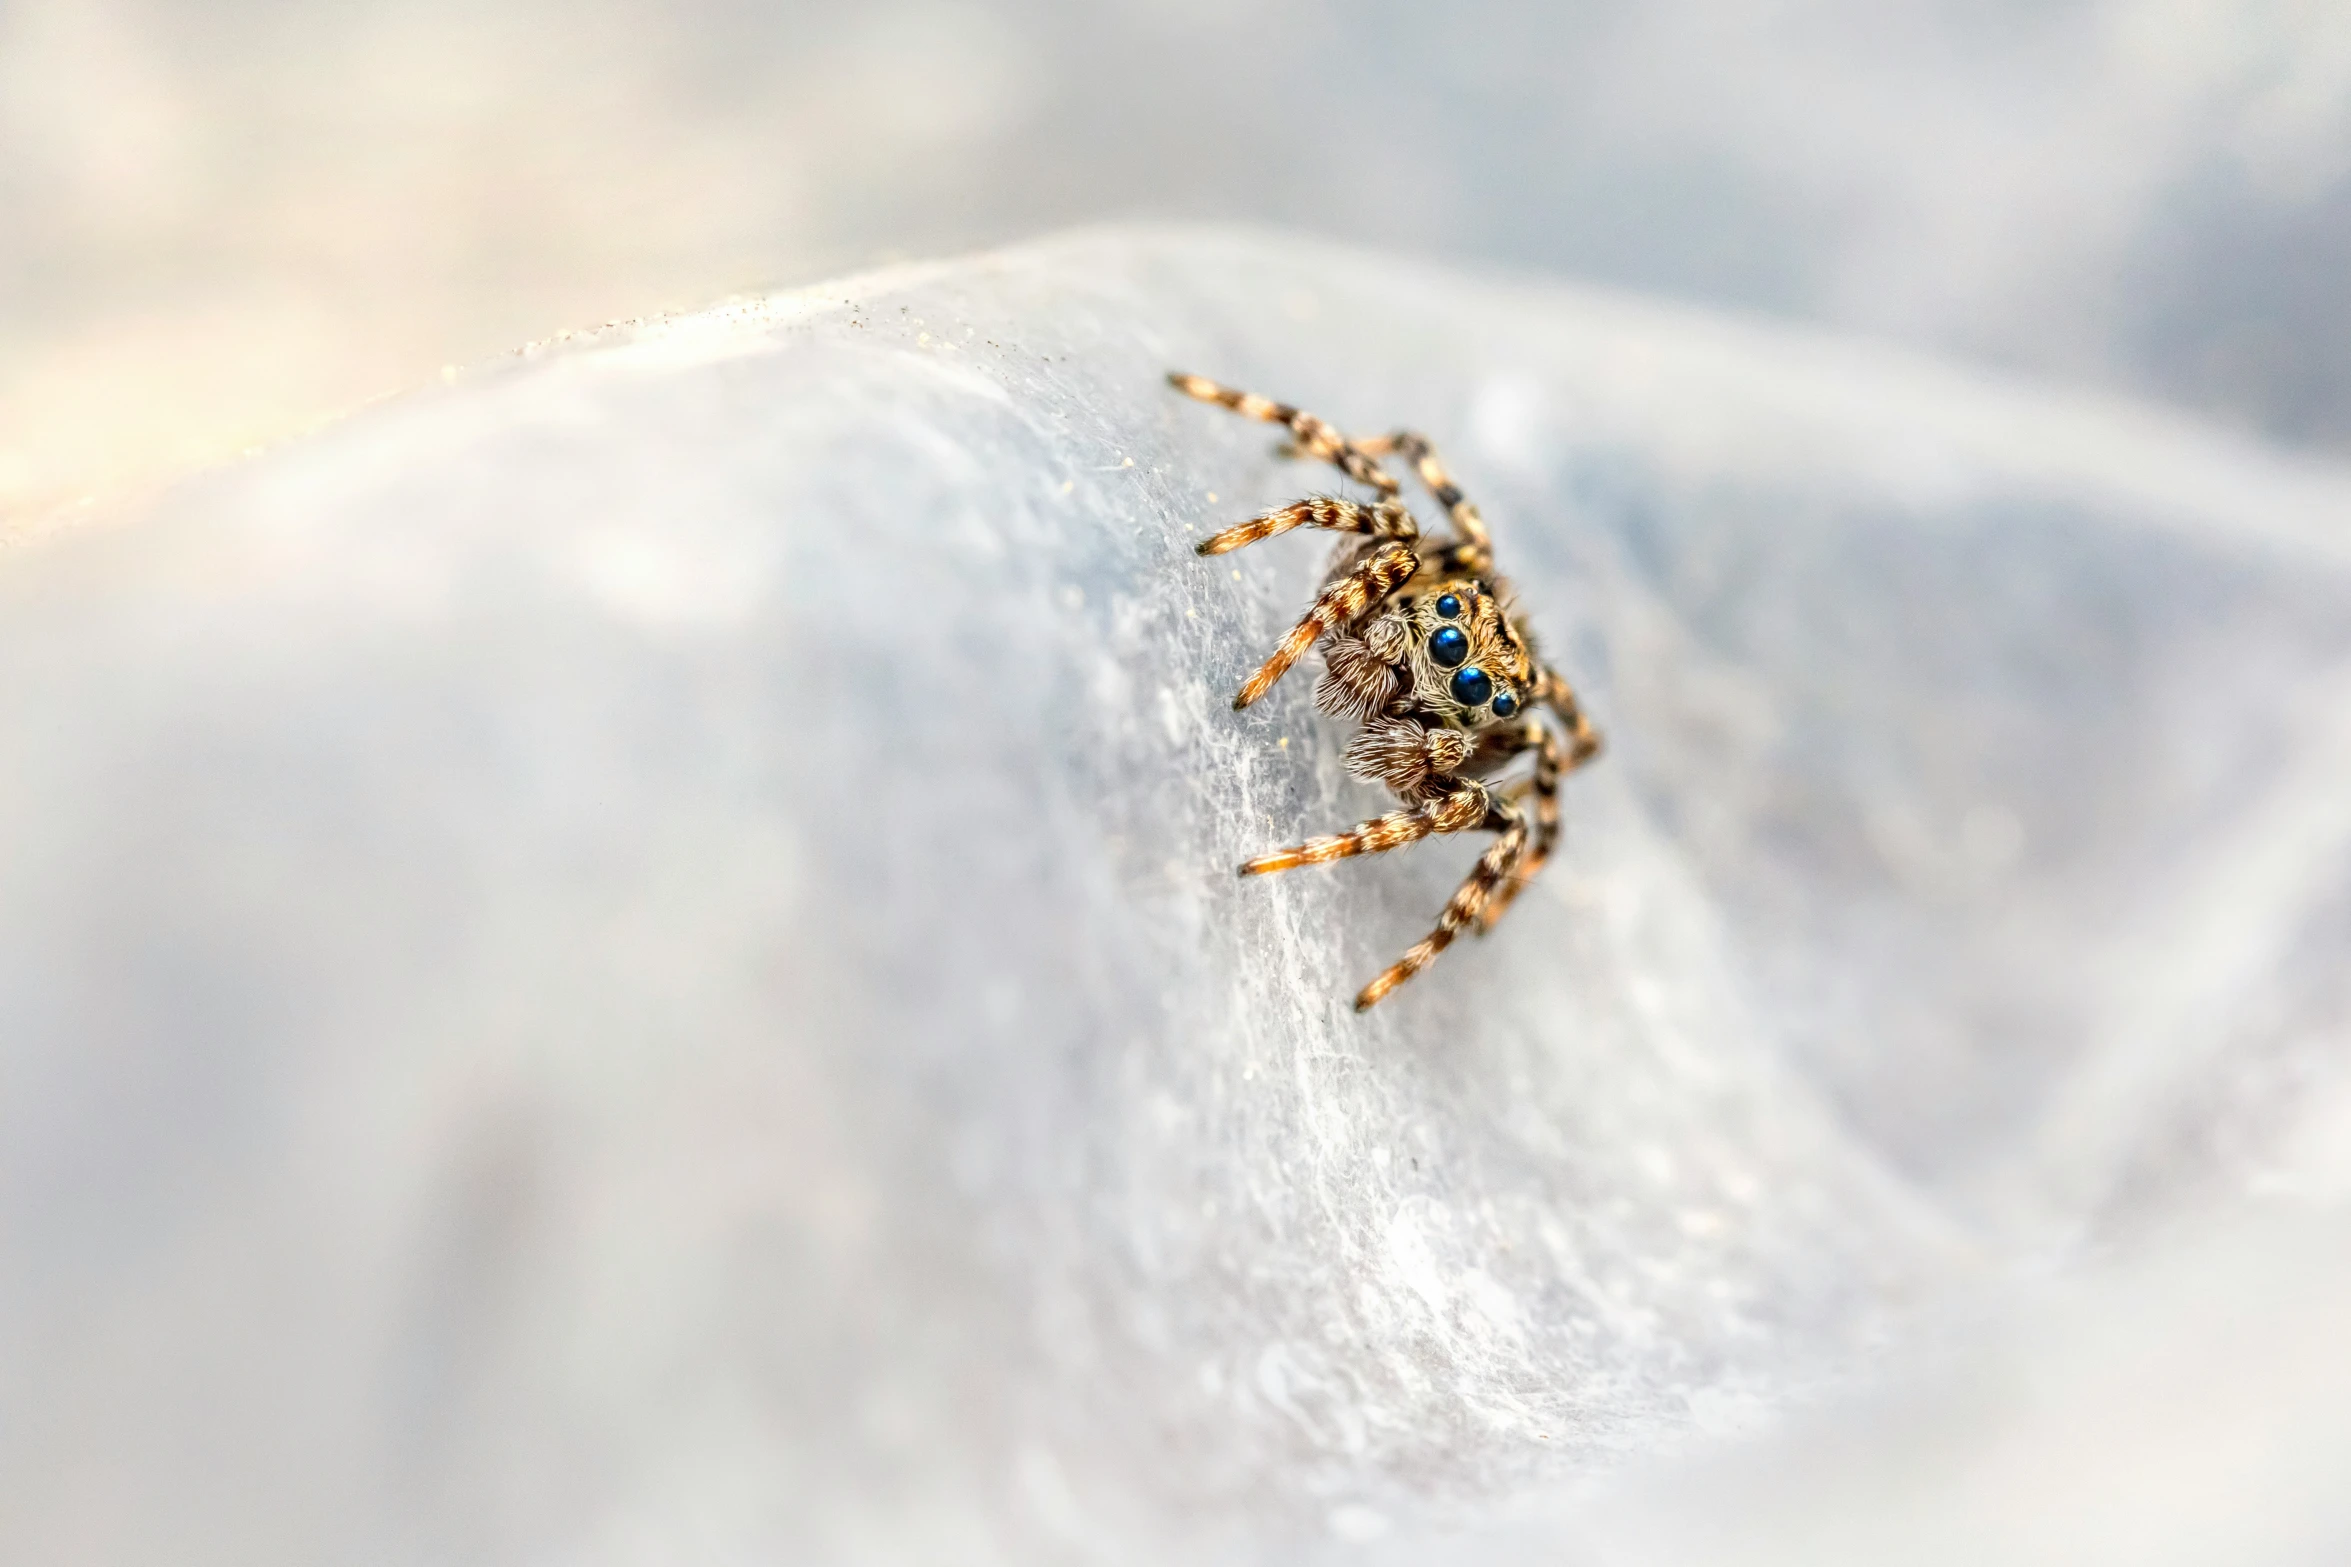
left=1171, top=371, right=1603, bottom=1011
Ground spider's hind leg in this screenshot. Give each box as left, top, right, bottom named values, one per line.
left=1358, top=429, right=1490, bottom=560
left=1477, top=694, right=1609, bottom=931
left=1356, top=802, right=1531, bottom=1011
left=1534, top=666, right=1603, bottom=765
left=1479, top=723, right=1562, bottom=932
left=1169, top=372, right=1402, bottom=498
left=1195, top=495, right=1417, bottom=558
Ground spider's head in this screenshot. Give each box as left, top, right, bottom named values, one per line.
left=1401, top=579, right=1535, bottom=731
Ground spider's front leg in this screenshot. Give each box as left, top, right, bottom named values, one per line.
left=1229, top=541, right=1418, bottom=710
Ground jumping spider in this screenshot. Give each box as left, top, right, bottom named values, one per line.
left=1171, top=372, right=1602, bottom=1011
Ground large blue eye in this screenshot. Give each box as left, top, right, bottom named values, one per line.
left=1491, top=689, right=1519, bottom=719
left=1449, top=666, right=1493, bottom=708
left=1429, top=626, right=1469, bottom=668
left=1434, top=592, right=1463, bottom=619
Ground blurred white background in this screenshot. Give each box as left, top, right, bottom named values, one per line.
left=10, top=7, right=2351, bottom=1560
left=8, top=0, right=2351, bottom=527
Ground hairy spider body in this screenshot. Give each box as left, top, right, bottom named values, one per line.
left=1171, top=371, right=1602, bottom=1011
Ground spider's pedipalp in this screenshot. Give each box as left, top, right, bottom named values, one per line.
left=1232, top=541, right=1418, bottom=710
left=1342, top=716, right=1469, bottom=794
left=1316, top=634, right=1402, bottom=721
left=1362, top=613, right=1412, bottom=663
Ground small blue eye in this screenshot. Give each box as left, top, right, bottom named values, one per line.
left=1429, top=626, right=1469, bottom=668
left=1434, top=592, right=1463, bottom=619
left=1491, top=689, right=1519, bottom=719
left=1450, top=666, right=1493, bottom=708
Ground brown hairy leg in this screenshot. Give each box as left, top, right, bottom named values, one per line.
left=1230, top=541, right=1419, bottom=710
left=1479, top=692, right=1607, bottom=930
left=1168, top=372, right=1403, bottom=499
left=1534, top=665, right=1603, bottom=764
left=1195, top=495, right=1418, bottom=558
left=1239, top=780, right=1491, bottom=876
left=1358, top=429, right=1491, bottom=560
left=1479, top=723, right=1562, bottom=931
left=1356, top=801, right=1532, bottom=1011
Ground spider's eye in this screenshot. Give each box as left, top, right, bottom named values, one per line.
left=1491, top=689, right=1519, bottom=719
left=1434, top=592, right=1463, bottom=619
left=1429, top=626, right=1470, bottom=668
left=1449, top=666, right=1493, bottom=708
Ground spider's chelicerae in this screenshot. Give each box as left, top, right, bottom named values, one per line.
left=1172, top=371, right=1603, bottom=1011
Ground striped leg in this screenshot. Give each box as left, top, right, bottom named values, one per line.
left=1356, top=804, right=1531, bottom=1011
left=1240, top=781, right=1490, bottom=877
left=1231, top=541, right=1419, bottom=710
left=1196, top=495, right=1418, bottom=558
left=1168, top=372, right=1402, bottom=498
left=1358, top=431, right=1491, bottom=559
left=1534, top=665, right=1603, bottom=764
left=1480, top=697, right=1606, bottom=930
left=1479, top=724, right=1562, bottom=931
